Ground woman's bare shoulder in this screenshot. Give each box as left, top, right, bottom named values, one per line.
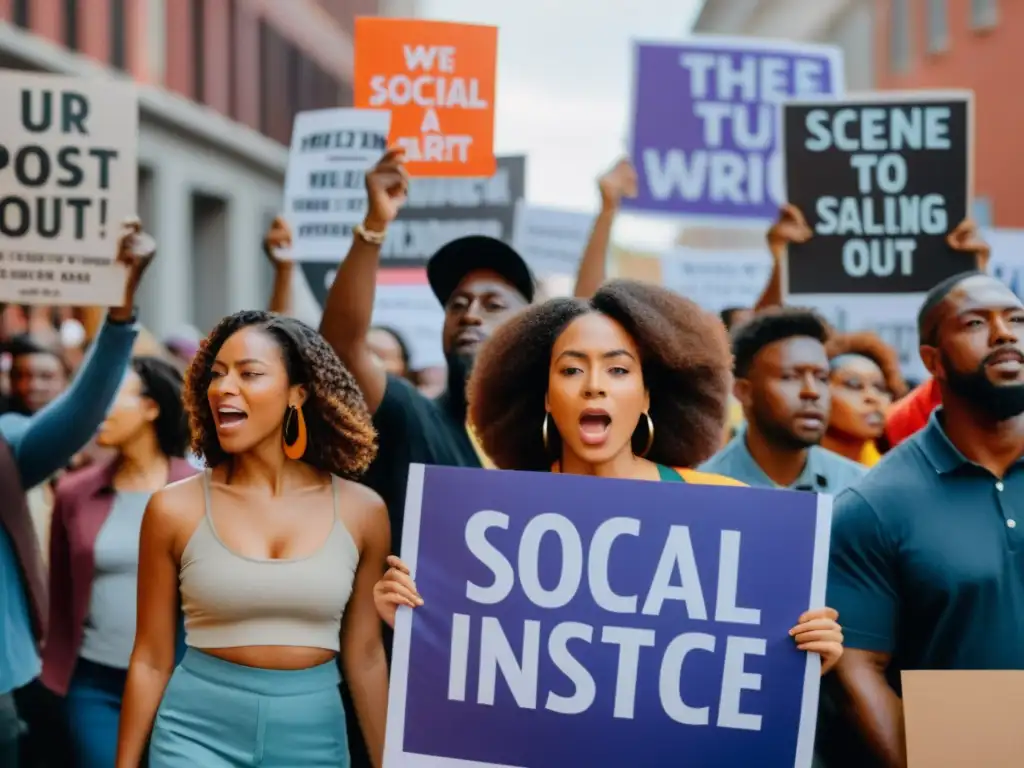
left=146, top=474, right=207, bottom=533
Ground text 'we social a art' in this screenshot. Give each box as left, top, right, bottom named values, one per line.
left=626, top=37, right=843, bottom=224
left=355, top=18, right=497, bottom=177
left=783, top=93, right=972, bottom=295
left=0, top=72, right=137, bottom=306
left=386, top=465, right=830, bottom=768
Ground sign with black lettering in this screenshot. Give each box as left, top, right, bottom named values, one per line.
left=300, top=154, right=525, bottom=305
left=781, top=92, right=972, bottom=295
left=0, top=72, right=138, bottom=305
left=283, top=108, right=391, bottom=262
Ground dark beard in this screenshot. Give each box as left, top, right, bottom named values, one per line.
left=443, top=350, right=475, bottom=414
left=944, top=351, right=1024, bottom=421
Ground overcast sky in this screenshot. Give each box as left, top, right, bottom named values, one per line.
left=418, top=0, right=703, bottom=249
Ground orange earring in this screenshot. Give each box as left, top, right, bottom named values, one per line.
left=283, top=405, right=307, bottom=460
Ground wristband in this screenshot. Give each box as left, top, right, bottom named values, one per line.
left=354, top=223, right=386, bottom=245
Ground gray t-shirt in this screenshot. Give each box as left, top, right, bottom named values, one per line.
left=79, top=491, right=152, bottom=669
left=700, top=430, right=867, bottom=495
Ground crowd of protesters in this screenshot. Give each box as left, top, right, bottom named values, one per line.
left=0, top=150, right=1014, bottom=768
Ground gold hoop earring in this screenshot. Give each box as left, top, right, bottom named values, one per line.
left=542, top=412, right=551, bottom=453
left=638, top=411, right=654, bottom=458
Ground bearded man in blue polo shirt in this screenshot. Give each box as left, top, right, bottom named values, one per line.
left=823, top=271, right=1024, bottom=768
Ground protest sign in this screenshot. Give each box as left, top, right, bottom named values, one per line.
left=386, top=464, right=831, bottom=768
left=354, top=18, right=497, bottom=177
left=0, top=72, right=138, bottom=305
left=782, top=92, right=973, bottom=295
left=626, top=36, right=843, bottom=225
left=282, top=108, right=390, bottom=262
left=371, top=275, right=446, bottom=370
left=661, top=247, right=773, bottom=312
left=903, top=671, right=1024, bottom=767
left=301, top=154, right=525, bottom=297
left=512, top=203, right=593, bottom=279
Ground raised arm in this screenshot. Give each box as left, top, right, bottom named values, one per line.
left=264, top=216, right=294, bottom=315
left=1, top=220, right=153, bottom=489
left=574, top=158, right=638, bottom=299
left=319, top=149, right=409, bottom=414
left=828, top=489, right=906, bottom=767
left=755, top=203, right=811, bottom=311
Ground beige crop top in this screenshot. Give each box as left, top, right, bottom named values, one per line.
left=179, top=471, right=359, bottom=652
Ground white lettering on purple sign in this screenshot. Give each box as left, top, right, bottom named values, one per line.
left=447, top=510, right=767, bottom=730
left=643, top=52, right=828, bottom=207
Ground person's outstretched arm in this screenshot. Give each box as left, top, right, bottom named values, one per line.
left=0, top=221, right=153, bottom=488
left=574, top=158, right=638, bottom=298
left=319, top=149, right=409, bottom=414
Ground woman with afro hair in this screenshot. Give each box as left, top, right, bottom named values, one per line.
left=822, top=332, right=908, bottom=467
left=117, top=311, right=390, bottom=767
left=373, top=280, right=844, bottom=677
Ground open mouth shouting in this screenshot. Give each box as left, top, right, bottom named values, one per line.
left=578, top=408, right=612, bottom=446
left=215, top=404, right=248, bottom=432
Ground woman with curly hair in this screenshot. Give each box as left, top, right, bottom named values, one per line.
left=42, top=356, right=195, bottom=767
left=374, top=280, right=845, bottom=677
left=116, top=311, right=389, bottom=768
left=822, top=332, right=908, bottom=467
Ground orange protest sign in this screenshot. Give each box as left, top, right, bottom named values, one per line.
left=354, top=18, right=497, bottom=178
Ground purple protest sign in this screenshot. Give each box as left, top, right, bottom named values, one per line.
left=625, top=36, right=844, bottom=225
left=385, top=464, right=831, bottom=768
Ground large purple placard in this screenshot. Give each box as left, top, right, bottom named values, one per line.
left=384, top=464, right=831, bottom=767
left=626, top=36, right=843, bottom=225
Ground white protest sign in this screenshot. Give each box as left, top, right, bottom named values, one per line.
left=660, top=247, right=773, bottom=312
left=0, top=72, right=138, bottom=306
left=283, top=109, right=391, bottom=262
left=511, top=202, right=593, bottom=279
left=371, top=282, right=445, bottom=370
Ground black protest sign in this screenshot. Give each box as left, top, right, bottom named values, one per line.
left=0, top=73, right=138, bottom=305
left=782, top=93, right=971, bottom=295
left=301, top=155, right=526, bottom=306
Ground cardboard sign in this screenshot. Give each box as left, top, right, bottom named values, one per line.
left=282, top=108, right=391, bottom=262
left=903, top=670, right=1024, bottom=767
left=300, top=155, right=525, bottom=297
left=661, top=247, right=773, bottom=312
left=782, top=92, right=973, bottom=295
left=386, top=465, right=832, bottom=768
left=511, top=203, right=593, bottom=279
left=626, top=36, right=843, bottom=225
left=371, top=274, right=445, bottom=370
left=0, top=72, right=138, bottom=305
left=354, top=18, right=497, bottom=177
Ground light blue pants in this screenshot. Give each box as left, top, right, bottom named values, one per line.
left=149, top=649, right=349, bottom=767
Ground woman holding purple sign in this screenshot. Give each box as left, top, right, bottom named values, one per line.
left=375, top=280, right=844, bottom=675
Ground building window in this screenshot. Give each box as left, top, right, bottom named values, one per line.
left=971, top=0, right=998, bottom=29
left=64, top=0, right=79, bottom=50
left=927, top=0, right=949, bottom=52
left=192, top=0, right=206, bottom=103
left=890, top=0, right=911, bottom=72
left=12, top=0, right=29, bottom=28
left=227, top=0, right=238, bottom=118
left=110, top=0, right=126, bottom=70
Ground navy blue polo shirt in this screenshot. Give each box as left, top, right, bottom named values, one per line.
left=828, top=409, right=1024, bottom=677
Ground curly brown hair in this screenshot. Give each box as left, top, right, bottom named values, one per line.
left=468, top=279, right=732, bottom=471
left=184, top=310, right=377, bottom=478
left=825, top=331, right=908, bottom=399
